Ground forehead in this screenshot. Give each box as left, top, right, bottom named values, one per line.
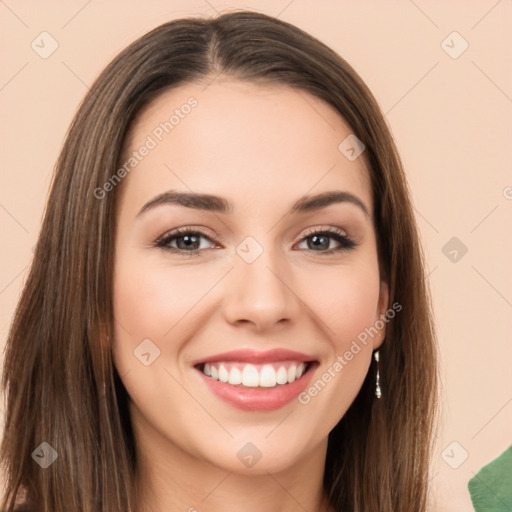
left=118, top=79, right=373, bottom=217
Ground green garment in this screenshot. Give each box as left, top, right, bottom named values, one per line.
left=468, top=446, right=512, bottom=511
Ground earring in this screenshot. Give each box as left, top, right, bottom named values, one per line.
left=374, top=350, right=382, bottom=399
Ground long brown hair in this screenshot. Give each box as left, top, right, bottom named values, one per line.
left=1, top=10, right=438, bottom=512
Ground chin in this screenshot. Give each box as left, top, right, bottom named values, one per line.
left=196, top=431, right=323, bottom=476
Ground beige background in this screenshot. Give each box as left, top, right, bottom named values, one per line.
left=1, top=1, right=511, bottom=509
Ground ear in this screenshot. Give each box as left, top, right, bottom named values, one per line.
left=373, top=280, right=389, bottom=350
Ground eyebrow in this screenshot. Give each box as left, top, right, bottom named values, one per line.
left=137, top=189, right=370, bottom=218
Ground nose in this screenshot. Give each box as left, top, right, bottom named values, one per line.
left=222, top=247, right=301, bottom=332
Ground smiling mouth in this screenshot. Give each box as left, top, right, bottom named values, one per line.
left=194, top=360, right=317, bottom=389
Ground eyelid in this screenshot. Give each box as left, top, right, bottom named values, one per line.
left=155, top=225, right=218, bottom=242
left=300, top=225, right=348, bottom=238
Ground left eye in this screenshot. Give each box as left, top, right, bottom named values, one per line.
left=155, top=227, right=357, bottom=254
left=296, top=230, right=356, bottom=252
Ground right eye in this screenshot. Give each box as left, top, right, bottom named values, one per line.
left=155, top=227, right=218, bottom=254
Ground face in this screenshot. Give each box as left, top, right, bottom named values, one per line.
left=111, top=79, right=389, bottom=475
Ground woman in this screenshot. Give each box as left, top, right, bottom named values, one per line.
left=0, top=10, right=438, bottom=512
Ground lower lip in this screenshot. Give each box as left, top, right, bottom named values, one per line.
left=196, top=364, right=317, bottom=411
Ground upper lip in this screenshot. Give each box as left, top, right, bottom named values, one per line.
left=192, top=348, right=317, bottom=366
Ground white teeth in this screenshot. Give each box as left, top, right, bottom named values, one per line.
left=228, top=366, right=242, bottom=385
left=242, top=364, right=260, bottom=387
left=259, top=365, right=277, bottom=387
left=276, top=366, right=288, bottom=385
left=287, top=364, right=297, bottom=383
left=201, top=361, right=310, bottom=387
left=218, top=364, right=229, bottom=383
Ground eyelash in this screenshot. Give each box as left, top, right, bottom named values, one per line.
left=154, top=226, right=357, bottom=256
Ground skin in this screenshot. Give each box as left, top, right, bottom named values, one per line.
left=112, top=78, right=389, bottom=512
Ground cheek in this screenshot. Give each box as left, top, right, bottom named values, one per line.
left=295, top=273, right=379, bottom=426
left=296, top=263, right=380, bottom=404
left=112, top=254, right=209, bottom=337
left=110, top=252, right=204, bottom=423
left=302, top=263, right=381, bottom=347
left=111, top=249, right=225, bottom=381
left=111, top=250, right=173, bottom=377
